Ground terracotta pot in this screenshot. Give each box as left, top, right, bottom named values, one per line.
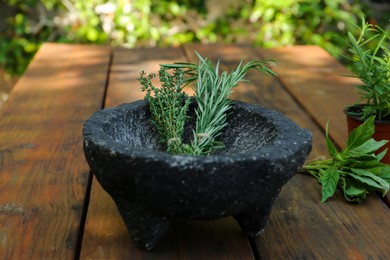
left=345, top=106, right=390, bottom=164
left=83, top=100, right=312, bottom=250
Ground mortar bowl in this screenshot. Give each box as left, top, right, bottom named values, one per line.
left=83, top=100, right=312, bottom=250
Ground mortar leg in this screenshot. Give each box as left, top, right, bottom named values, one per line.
left=233, top=204, right=273, bottom=237
left=118, top=206, right=171, bottom=251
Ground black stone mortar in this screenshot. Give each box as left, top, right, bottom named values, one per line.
left=83, top=100, right=312, bottom=251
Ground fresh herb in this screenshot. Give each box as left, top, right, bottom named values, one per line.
left=302, top=116, right=390, bottom=203
left=342, top=18, right=390, bottom=121
left=139, top=52, right=277, bottom=155
left=139, top=67, right=191, bottom=154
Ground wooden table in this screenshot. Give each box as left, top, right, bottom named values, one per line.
left=0, top=43, right=389, bottom=259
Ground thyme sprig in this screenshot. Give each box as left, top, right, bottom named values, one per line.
left=139, top=53, right=277, bottom=155
left=139, top=67, right=190, bottom=154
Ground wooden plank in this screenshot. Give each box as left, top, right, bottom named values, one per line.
left=257, top=45, right=360, bottom=149
left=184, top=44, right=390, bottom=258
left=80, top=47, right=188, bottom=259
left=0, top=43, right=110, bottom=259
left=256, top=174, right=390, bottom=259
left=175, top=218, right=255, bottom=260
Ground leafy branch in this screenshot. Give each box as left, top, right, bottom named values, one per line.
left=302, top=116, right=390, bottom=203
left=139, top=52, right=277, bottom=155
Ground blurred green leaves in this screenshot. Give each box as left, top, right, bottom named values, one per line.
left=0, top=0, right=385, bottom=76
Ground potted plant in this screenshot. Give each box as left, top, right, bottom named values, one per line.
left=343, top=18, right=390, bottom=163
left=83, top=53, right=312, bottom=250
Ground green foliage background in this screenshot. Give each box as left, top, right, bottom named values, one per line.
left=0, top=0, right=388, bottom=75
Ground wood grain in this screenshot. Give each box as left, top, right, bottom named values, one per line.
left=256, top=174, right=390, bottom=259
left=258, top=45, right=360, bottom=149
left=80, top=47, right=187, bottom=259
left=0, top=43, right=110, bottom=259
left=175, top=218, right=255, bottom=260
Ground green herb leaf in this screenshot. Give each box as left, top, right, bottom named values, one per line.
left=346, top=116, right=375, bottom=150
left=349, top=168, right=390, bottom=196
left=341, top=178, right=368, bottom=203
left=344, top=158, right=382, bottom=169
left=376, top=148, right=388, bottom=162
left=325, top=120, right=339, bottom=158
left=346, top=138, right=388, bottom=158
left=321, top=166, right=340, bottom=203
left=370, top=167, right=390, bottom=182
